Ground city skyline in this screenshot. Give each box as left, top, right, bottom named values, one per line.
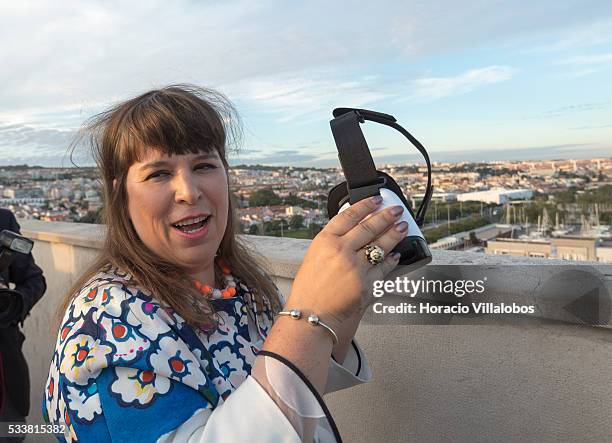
left=1, top=1, right=612, bottom=167
left=3, top=157, right=611, bottom=253
left=1, top=147, right=612, bottom=170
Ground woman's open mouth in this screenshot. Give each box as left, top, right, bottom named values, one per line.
left=171, top=215, right=211, bottom=238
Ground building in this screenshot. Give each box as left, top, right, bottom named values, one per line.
left=485, top=236, right=602, bottom=261
left=595, top=242, right=612, bottom=263
left=430, top=223, right=514, bottom=250
left=457, top=188, right=533, bottom=204
left=411, top=192, right=458, bottom=207
left=3, top=188, right=29, bottom=198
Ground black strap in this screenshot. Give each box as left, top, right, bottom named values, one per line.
left=257, top=350, right=343, bottom=443
left=351, top=340, right=362, bottom=377
left=330, top=111, right=381, bottom=203
left=330, top=339, right=362, bottom=377
left=330, top=108, right=433, bottom=226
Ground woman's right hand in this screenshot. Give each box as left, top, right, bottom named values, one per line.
left=285, top=195, right=408, bottom=341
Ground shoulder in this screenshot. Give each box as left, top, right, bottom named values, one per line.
left=55, top=266, right=179, bottom=377
left=65, top=265, right=151, bottom=324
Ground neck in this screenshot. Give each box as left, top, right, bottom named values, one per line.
left=189, top=264, right=216, bottom=287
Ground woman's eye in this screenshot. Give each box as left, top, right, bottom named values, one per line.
left=195, top=163, right=216, bottom=171
left=147, top=171, right=169, bottom=180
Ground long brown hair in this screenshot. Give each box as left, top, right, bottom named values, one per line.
left=56, top=85, right=281, bottom=330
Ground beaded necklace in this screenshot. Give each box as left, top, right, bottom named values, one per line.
left=193, top=258, right=271, bottom=342
left=193, top=257, right=237, bottom=300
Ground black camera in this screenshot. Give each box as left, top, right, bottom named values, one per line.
left=0, top=230, right=34, bottom=327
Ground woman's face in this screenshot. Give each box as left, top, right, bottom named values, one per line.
left=125, top=148, right=229, bottom=275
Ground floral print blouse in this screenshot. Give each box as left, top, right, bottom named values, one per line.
left=43, top=265, right=368, bottom=442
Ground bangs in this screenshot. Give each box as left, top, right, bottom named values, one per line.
left=128, top=86, right=227, bottom=161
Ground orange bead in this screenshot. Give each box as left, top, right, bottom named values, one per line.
left=193, top=280, right=202, bottom=290
left=202, top=284, right=212, bottom=294
left=227, top=287, right=236, bottom=296
left=221, top=290, right=230, bottom=298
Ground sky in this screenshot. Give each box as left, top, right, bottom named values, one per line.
left=0, top=0, right=611, bottom=167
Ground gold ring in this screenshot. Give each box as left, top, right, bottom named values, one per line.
left=364, top=244, right=385, bottom=265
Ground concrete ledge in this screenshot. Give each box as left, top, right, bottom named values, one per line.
left=20, top=219, right=105, bottom=249
left=16, top=220, right=612, bottom=442
left=20, top=219, right=612, bottom=269
left=19, top=220, right=612, bottom=327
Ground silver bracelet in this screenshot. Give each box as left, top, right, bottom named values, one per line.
left=276, top=309, right=339, bottom=345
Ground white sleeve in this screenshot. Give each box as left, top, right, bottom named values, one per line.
left=158, top=375, right=302, bottom=443
left=159, top=354, right=342, bottom=443
left=325, top=339, right=373, bottom=394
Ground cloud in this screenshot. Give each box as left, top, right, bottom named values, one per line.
left=558, top=52, right=612, bottom=65
left=0, top=0, right=607, bottom=118
left=229, top=149, right=321, bottom=165
left=373, top=143, right=605, bottom=165
left=536, top=102, right=609, bottom=118
left=410, top=66, right=517, bottom=101
left=229, top=143, right=612, bottom=168
left=0, top=1, right=611, bottom=165
left=231, top=74, right=390, bottom=123
left=555, top=52, right=612, bottom=77
left=233, top=65, right=517, bottom=123
left=0, top=121, right=78, bottom=163
left=513, top=19, right=612, bottom=54
left=389, top=1, right=612, bottom=56
left=564, top=68, right=599, bottom=78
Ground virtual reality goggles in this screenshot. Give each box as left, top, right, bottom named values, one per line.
left=327, top=108, right=433, bottom=269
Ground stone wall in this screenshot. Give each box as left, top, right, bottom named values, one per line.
left=17, top=220, right=612, bottom=442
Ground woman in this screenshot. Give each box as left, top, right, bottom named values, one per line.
left=43, top=85, right=408, bottom=442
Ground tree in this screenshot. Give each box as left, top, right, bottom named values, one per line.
left=249, top=189, right=282, bottom=207
left=282, top=194, right=317, bottom=209
left=283, top=194, right=302, bottom=206
left=248, top=224, right=259, bottom=235
left=263, top=219, right=289, bottom=236
left=263, top=220, right=278, bottom=235
left=78, top=208, right=103, bottom=224
left=289, top=215, right=304, bottom=230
